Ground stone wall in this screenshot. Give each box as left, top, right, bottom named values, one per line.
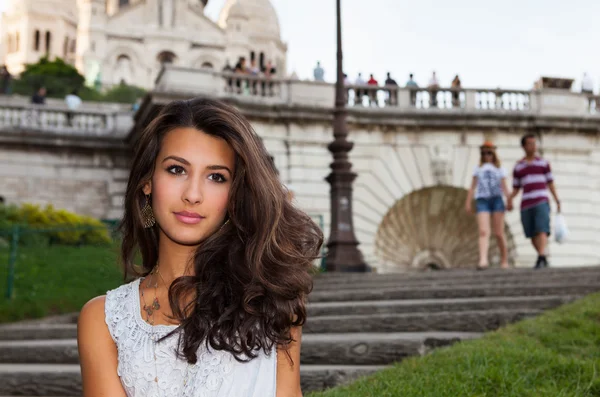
left=0, top=145, right=129, bottom=220
left=251, top=118, right=600, bottom=270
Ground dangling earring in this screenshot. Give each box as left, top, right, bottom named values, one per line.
left=141, top=194, right=156, bottom=228
left=220, top=219, right=230, bottom=231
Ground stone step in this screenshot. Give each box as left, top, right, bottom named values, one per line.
left=2, top=314, right=78, bottom=326
left=304, top=309, right=540, bottom=334
left=316, top=266, right=600, bottom=279
left=299, top=364, right=386, bottom=394
left=309, top=283, right=600, bottom=302
left=310, top=295, right=581, bottom=318
left=0, top=325, right=77, bottom=341
left=301, top=331, right=480, bottom=365
left=0, top=340, right=79, bottom=364
left=0, top=364, right=81, bottom=396
left=313, top=268, right=600, bottom=288
left=307, top=295, right=578, bottom=317
left=0, top=331, right=480, bottom=366
left=0, top=363, right=386, bottom=396
left=313, top=267, right=600, bottom=286
left=0, top=295, right=569, bottom=341
left=313, top=273, right=600, bottom=292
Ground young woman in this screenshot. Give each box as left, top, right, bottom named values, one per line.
left=77, top=98, right=323, bottom=397
left=465, top=141, right=510, bottom=270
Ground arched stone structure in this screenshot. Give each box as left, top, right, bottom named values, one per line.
left=113, top=54, right=133, bottom=85
left=102, top=45, right=147, bottom=87
left=374, top=186, right=516, bottom=272
left=157, top=50, right=177, bottom=65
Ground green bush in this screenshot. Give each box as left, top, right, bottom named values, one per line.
left=13, top=56, right=85, bottom=98
left=13, top=56, right=145, bottom=104
left=0, top=203, right=112, bottom=246
left=102, top=83, right=146, bottom=104
left=78, top=85, right=105, bottom=102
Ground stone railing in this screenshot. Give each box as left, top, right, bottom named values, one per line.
left=410, top=88, right=466, bottom=109
left=221, top=72, right=282, bottom=98
left=472, top=89, right=531, bottom=111
left=153, top=66, right=599, bottom=116
left=0, top=103, right=133, bottom=137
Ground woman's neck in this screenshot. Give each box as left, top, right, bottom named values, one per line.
left=156, top=232, right=198, bottom=285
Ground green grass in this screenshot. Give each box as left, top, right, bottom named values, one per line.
left=0, top=243, right=123, bottom=323
left=307, top=292, right=600, bottom=397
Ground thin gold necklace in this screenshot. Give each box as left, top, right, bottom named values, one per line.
left=141, top=265, right=191, bottom=389
left=141, top=267, right=160, bottom=324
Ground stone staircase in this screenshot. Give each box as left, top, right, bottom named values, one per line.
left=0, top=266, right=599, bottom=396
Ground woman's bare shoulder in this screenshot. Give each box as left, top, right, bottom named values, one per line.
left=78, top=295, right=126, bottom=397
left=78, top=296, right=109, bottom=337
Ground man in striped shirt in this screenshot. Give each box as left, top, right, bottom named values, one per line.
left=508, top=134, right=561, bottom=269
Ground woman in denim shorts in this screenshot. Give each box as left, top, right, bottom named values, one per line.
left=465, top=142, right=510, bottom=270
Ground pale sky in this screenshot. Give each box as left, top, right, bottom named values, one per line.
left=3, top=0, right=600, bottom=90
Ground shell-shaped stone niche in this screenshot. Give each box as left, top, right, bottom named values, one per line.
left=375, top=186, right=515, bottom=272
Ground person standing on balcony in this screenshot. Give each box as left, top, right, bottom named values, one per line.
left=367, top=74, right=379, bottom=106
left=465, top=141, right=511, bottom=270
left=406, top=73, right=418, bottom=88
left=233, top=57, right=247, bottom=94
left=384, top=72, right=398, bottom=106
left=406, top=73, right=418, bottom=105
left=248, top=59, right=260, bottom=95
left=313, top=61, right=325, bottom=82
left=428, top=71, right=440, bottom=107
left=581, top=73, right=594, bottom=94
left=384, top=72, right=397, bottom=86
left=31, top=87, right=47, bottom=105
left=355, top=72, right=366, bottom=106
left=508, top=134, right=561, bottom=269
left=234, top=57, right=247, bottom=74
left=65, top=89, right=82, bottom=126
left=222, top=61, right=233, bottom=93
left=451, top=75, right=462, bottom=107
left=0, top=66, right=12, bottom=95
left=261, top=60, right=276, bottom=97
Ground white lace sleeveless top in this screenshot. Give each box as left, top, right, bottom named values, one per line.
left=104, top=278, right=277, bottom=397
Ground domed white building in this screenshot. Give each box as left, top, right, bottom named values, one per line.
left=0, top=0, right=287, bottom=90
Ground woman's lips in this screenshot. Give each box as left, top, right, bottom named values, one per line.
left=173, top=211, right=205, bottom=225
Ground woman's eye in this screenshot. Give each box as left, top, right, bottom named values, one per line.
left=208, top=173, right=227, bottom=183
left=167, top=165, right=186, bottom=175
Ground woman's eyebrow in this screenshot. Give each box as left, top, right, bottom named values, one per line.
left=162, top=155, right=190, bottom=165
left=207, top=165, right=233, bottom=175
left=163, top=156, right=232, bottom=175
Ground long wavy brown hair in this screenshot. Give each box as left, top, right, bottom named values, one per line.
left=119, top=98, right=323, bottom=364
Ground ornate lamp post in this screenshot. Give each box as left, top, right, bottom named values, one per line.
left=325, top=0, right=368, bottom=272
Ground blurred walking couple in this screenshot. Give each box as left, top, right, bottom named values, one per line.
left=465, top=136, right=560, bottom=270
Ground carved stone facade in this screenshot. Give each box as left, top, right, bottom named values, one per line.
left=0, top=0, right=287, bottom=89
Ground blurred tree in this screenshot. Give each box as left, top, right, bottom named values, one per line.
left=13, top=57, right=146, bottom=104
left=13, top=56, right=85, bottom=98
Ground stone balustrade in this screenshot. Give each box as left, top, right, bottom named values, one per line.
left=154, top=66, right=599, bottom=117
left=473, top=89, right=531, bottom=111
left=221, top=72, right=282, bottom=98
left=0, top=103, right=133, bottom=137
